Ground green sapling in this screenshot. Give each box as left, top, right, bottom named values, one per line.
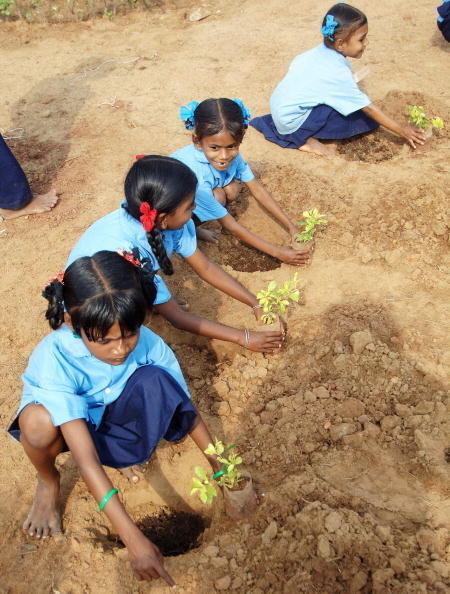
left=407, top=105, right=444, bottom=131
left=294, top=209, right=328, bottom=243
left=191, top=440, right=244, bottom=504
left=256, top=273, right=300, bottom=325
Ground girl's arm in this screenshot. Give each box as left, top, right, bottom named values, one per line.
left=186, top=248, right=265, bottom=305
left=217, top=213, right=310, bottom=265
left=245, top=178, right=298, bottom=237
left=362, top=103, right=426, bottom=148
left=189, top=413, right=221, bottom=472
left=60, top=419, right=175, bottom=586
left=154, top=298, right=284, bottom=354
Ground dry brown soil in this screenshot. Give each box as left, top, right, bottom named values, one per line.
left=0, top=1, right=449, bottom=592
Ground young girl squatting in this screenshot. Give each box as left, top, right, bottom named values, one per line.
left=171, top=98, right=311, bottom=263
left=8, top=250, right=221, bottom=585
left=250, top=3, right=426, bottom=157
left=68, top=156, right=285, bottom=354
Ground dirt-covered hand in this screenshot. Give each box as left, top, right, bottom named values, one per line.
left=402, top=125, right=426, bottom=149
left=128, top=537, right=175, bottom=586
left=277, top=246, right=310, bottom=266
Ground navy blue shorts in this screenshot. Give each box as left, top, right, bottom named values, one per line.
left=0, top=134, right=32, bottom=210
left=8, top=365, right=198, bottom=469
left=250, top=105, right=379, bottom=149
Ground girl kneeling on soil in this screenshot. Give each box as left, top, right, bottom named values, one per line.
left=8, top=250, right=222, bottom=585
left=68, top=155, right=284, bottom=354
left=250, top=3, right=426, bottom=157
left=171, top=98, right=311, bottom=264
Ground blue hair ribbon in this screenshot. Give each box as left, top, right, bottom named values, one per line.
left=321, top=14, right=339, bottom=40
left=233, top=98, right=252, bottom=126
left=180, top=101, right=200, bottom=130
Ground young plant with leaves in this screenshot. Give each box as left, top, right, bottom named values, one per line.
left=256, top=273, right=300, bottom=325
left=294, top=209, right=328, bottom=243
left=407, top=105, right=444, bottom=131
left=191, top=440, right=244, bottom=504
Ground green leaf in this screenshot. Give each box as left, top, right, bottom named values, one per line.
left=204, top=443, right=216, bottom=456
left=214, top=440, right=225, bottom=455
left=194, top=466, right=208, bottom=481
left=191, top=477, right=204, bottom=489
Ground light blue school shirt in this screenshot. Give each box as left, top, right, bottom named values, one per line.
left=171, top=144, right=254, bottom=223
left=270, top=43, right=371, bottom=135
left=67, top=205, right=197, bottom=304
left=17, top=324, right=190, bottom=428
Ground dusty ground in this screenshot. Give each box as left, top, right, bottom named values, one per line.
left=0, top=0, right=449, bottom=592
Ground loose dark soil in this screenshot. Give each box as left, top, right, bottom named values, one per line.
left=206, top=232, right=281, bottom=272
left=117, top=508, right=207, bottom=556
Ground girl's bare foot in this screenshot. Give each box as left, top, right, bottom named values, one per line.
left=23, top=474, right=62, bottom=539
left=119, top=464, right=147, bottom=483
left=196, top=227, right=219, bottom=244
left=0, top=189, right=59, bottom=220
left=299, top=138, right=335, bottom=157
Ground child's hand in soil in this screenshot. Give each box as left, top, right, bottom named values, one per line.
left=277, top=245, right=311, bottom=265
left=243, top=330, right=284, bottom=354
left=402, top=125, right=427, bottom=148
left=128, top=533, right=175, bottom=585
left=291, top=237, right=315, bottom=256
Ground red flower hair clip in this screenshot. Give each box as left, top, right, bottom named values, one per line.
left=135, top=154, right=146, bottom=161
left=117, top=249, right=142, bottom=268
left=139, top=202, right=158, bottom=232
left=43, top=270, right=64, bottom=289
left=49, top=271, right=65, bottom=285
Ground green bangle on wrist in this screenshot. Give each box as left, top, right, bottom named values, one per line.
left=98, top=488, right=119, bottom=511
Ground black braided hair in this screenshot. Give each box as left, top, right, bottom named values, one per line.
left=123, top=155, right=197, bottom=276
left=322, top=4, right=367, bottom=48
left=41, top=250, right=156, bottom=340
left=42, top=281, right=65, bottom=330
left=193, top=98, right=246, bottom=142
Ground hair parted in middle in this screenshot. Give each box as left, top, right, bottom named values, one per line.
left=322, top=3, right=367, bottom=48
left=191, top=98, right=248, bottom=143
left=123, top=155, right=198, bottom=276
left=42, top=249, right=156, bottom=341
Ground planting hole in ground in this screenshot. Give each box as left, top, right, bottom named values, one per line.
left=114, top=508, right=207, bottom=556
left=206, top=232, right=281, bottom=272
left=337, top=129, right=404, bottom=162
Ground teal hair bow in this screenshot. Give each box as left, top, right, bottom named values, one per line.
left=233, top=98, right=252, bottom=126
left=321, top=14, right=339, bottom=40
left=180, top=101, right=200, bottom=130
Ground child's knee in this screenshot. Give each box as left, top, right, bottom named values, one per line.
left=212, top=187, right=227, bottom=205
left=19, top=404, right=59, bottom=449
left=224, top=180, right=240, bottom=201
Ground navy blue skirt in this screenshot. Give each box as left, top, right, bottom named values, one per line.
left=0, top=133, right=32, bottom=210
left=8, top=365, right=198, bottom=469
left=250, top=105, right=379, bottom=149
left=437, top=1, right=450, bottom=42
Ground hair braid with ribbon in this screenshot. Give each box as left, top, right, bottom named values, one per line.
left=123, top=155, right=198, bottom=276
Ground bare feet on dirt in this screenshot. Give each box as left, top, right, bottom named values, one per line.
left=23, top=474, right=62, bottom=538
left=119, top=464, right=147, bottom=483
left=0, top=189, right=59, bottom=221
left=299, top=137, right=336, bottom=157
left=196, top=227, right=219, bottom=244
